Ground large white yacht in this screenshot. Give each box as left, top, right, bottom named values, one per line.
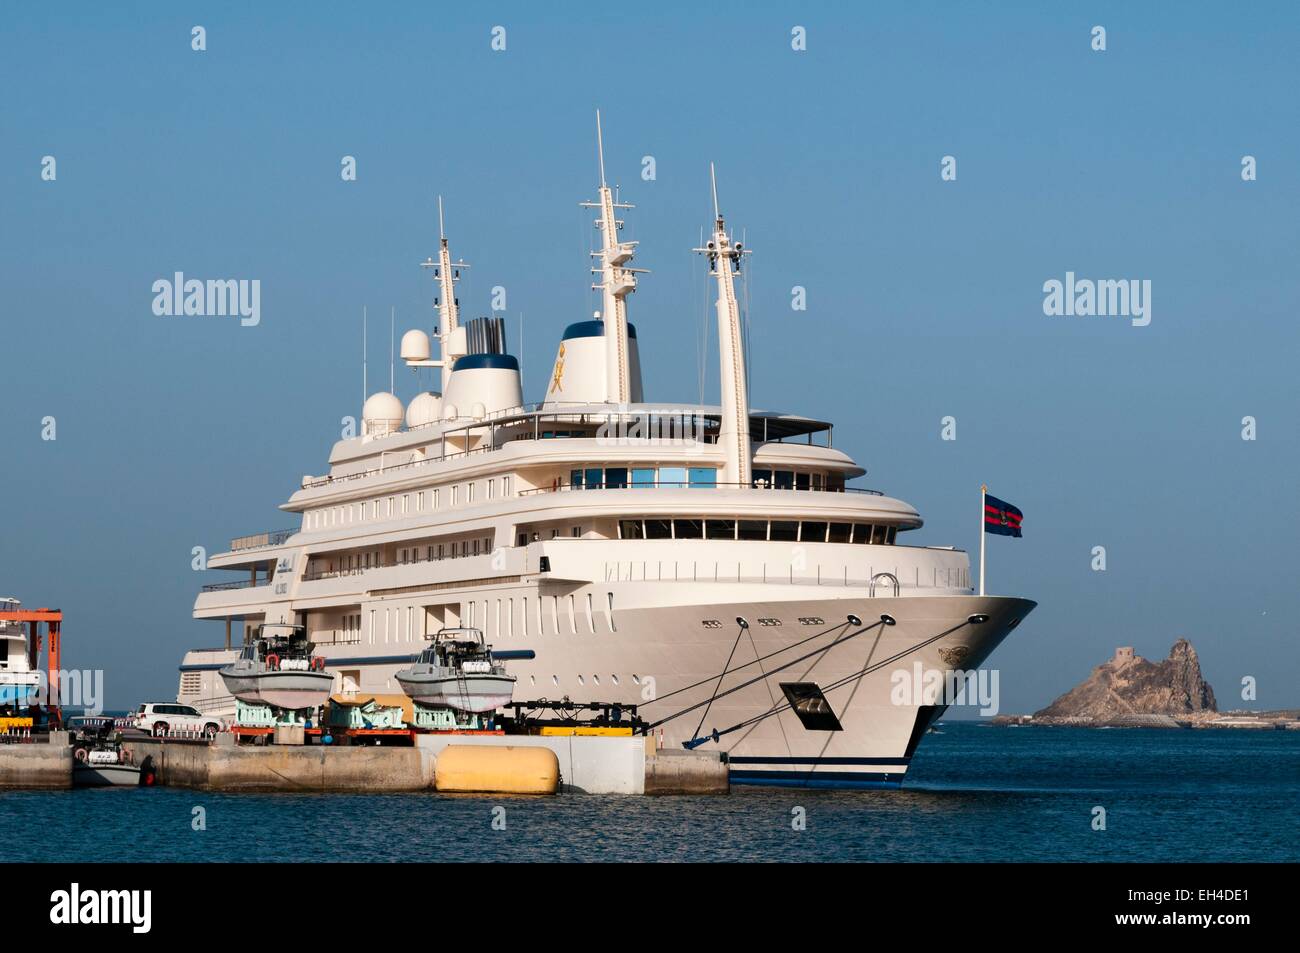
left=177, top=131, right=1035, bottom=788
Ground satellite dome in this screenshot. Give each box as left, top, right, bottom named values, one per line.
left=405, top=391, right=443, bottom=428
left=362, top=391, right=403, bottom=438
left=400, top=329, right=430, bottom=363
left=442, top=403, right=459, bottom=421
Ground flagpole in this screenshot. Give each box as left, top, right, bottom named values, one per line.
left=979, top=484, right=987, bottom=596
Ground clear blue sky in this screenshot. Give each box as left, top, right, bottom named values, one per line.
left=3, top=2, right=1297, bottom=712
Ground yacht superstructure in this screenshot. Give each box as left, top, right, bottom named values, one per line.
left=177, top=127, right=1035, bottom=788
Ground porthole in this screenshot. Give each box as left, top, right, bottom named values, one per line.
left=702, top=619, right=723, bottom=629
left=612, top=675, right=620, bottom=686
left=551, top=675, right=558, bottom=686
left=757, top=618, right=783, bottom=627
left=798, top=617, right=825, bottom=626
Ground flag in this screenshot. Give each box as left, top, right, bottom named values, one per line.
left=984, top=493, right=1023, bottom=538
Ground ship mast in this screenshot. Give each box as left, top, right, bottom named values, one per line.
left=581, top=110, right=642, bottom=404
left=694, top=165, right=751, bottom=487
left=420, top=196, right=469, bottom=393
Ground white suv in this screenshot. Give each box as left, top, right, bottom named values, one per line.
left=134, top=703, right=222, bottom=738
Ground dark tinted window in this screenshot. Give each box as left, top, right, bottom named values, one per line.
left=801, top=522, right=827, bottom=542
left=796, top=472, right=811, bottom=491
left=645, top=519, right=673, bottom=540
left=620, top=519, right=644, bottom=539
left=770, top=521, right=798, bottom=541
left=706, top=519, right=736, bottom=540
left=828, top=522, right=851, bottom=543
left=774, top=471, right=794, bottom=490
left=872, top=524, right=888, bottom=545
left=674, top=519, right=704, bottom=539
left=605, top=467, right=628, bottom=489
left=738, top=520, right=767, bottom=540
left=852, top=523, right=872, bottom=544
left=752, top=468, right=772, bottom=488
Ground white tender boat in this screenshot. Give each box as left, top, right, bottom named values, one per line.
left=219, top=623, right=333, bottom=711
left=70, top=717, right=156, bottom=787
left=395, top=628, right=517, bottom=713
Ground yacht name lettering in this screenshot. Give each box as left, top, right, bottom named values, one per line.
left=1042, top=271, right=1151, bottom=326
left=151, top=272, right=261, bottom=327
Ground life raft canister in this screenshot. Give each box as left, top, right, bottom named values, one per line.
left=266, top=653, right=280, bottom=670
left=310, top=656, right=325, bottom=671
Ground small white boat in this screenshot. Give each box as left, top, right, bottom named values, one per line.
left=395, top=628, right=518, bottom=713
left=220, top=623, right=333, bottom=711
left=70, top=717, right=157, bottom=788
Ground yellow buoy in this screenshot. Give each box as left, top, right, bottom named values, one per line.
left=435, top=745, right=559, bottom=794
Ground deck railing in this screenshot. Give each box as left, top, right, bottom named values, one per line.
left=199, top=579, right=269, bottom=593
left=229, top=528, right=296, bottom=552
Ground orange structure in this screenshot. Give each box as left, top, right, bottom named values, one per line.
left=0, top=606, right=62, bottom=724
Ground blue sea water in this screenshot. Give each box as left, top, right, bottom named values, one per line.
left=2, top=725, right=1295, bottom=862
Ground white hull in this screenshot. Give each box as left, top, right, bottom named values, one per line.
left=219, top=669, right=334, bottom=710
left=187, top=587, right=1032, bottom=787
left=395, top=672, right=516, bottom=713
left=475, top=591, right=1032, bottom=786
left=73, top=764, right=142, bottom=787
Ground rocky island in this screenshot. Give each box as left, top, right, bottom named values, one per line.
left=995, top=639, right=1298, bottom=729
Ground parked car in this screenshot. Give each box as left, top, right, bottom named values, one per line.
left=134, top=702, right=222, bottom=738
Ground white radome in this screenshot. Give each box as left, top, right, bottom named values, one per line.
left=361, top=392, right=404, bottom=437
left=405, top=391, right=442, bottom=428
left=400, top=329, right=430, bottom=362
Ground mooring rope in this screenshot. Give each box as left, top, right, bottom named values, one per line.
left=644, top=620, right=878, bottom=733
left=707, top=619, right=971, bottom=742
left=643, top=619, right=853, bottom=708
left=690, top=621, right=748, bottom=743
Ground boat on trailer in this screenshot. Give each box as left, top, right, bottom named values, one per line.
left=219, top=623, right=333, bottom=712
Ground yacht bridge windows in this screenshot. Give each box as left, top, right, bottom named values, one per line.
left=543, top=465, right=869, bottom=494
left=617, top=518, right=898, bottom=544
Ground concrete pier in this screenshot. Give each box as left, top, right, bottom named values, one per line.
left=0, top=742, right=73, bottom=790
left=644, top=748, right=730, bottom=795
left=123, top=738, right=436, bottom=793
left=113, top=733, right=729, bottom=795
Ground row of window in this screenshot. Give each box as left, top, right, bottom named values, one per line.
left=570, top=466, right=717, bottom=489
left=397, top=537, right=495, bottom=563
left=568, top=466, right=844, bottom=491
left=305, top=476, right=513, bottom=530
left=617, top=518, right=898, bottom=544
left=311, top=536, right=496, bottom=577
